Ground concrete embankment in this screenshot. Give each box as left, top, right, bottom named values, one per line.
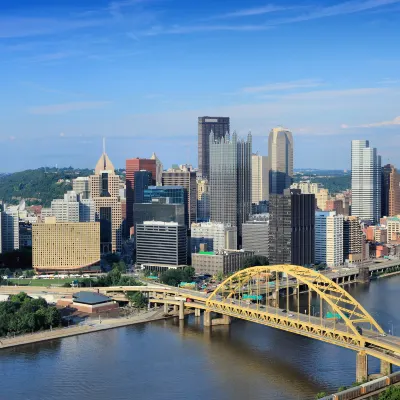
left=0, top=309, right=170, bottom=350
left=377, top=270, right=400, bottom=279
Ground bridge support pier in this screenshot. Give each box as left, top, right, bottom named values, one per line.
left=380, top=360, right=392, bottom=376
left=203, top=311, right=231, bottom=327
left=173, top=305, right=178, bottom=312
left=204, top=311, right=211, bottom=327
left=179, top=301, right=185, bottom=320
left=194, top=308, right=201, bottom=317
left=356, top=351, right=368, bottom=383
left=163, top=303, right=168, bottom=314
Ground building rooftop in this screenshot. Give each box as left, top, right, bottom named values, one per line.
left=148, top=185, right=184, bottom=190
left=142, top=221, right=179, bottom=226
left=72, top=291, right=112, bottom=305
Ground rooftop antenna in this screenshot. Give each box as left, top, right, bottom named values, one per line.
left=102, top=137, right=106, bottom=170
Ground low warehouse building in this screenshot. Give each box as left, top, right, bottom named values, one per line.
left=57, top=291, right=118, bottom=314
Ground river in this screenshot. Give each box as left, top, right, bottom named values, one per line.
left=1, top=276, right=399, bottom=400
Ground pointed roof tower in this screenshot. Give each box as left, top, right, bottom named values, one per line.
left=95, top=138, right=115, bottom=174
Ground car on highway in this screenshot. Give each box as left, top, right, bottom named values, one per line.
left=288, top=313, right=294, bottom=317
left=282, top=309, right=287, bottom=313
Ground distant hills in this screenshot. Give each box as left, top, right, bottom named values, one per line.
left=0, top=167, right=124, bottom=207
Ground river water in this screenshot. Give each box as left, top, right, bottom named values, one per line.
left=1, top=276, right=399, bottom=400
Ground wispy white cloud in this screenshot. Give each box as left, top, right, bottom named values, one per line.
left=342, top=115, right=400, bottom=128
left=242, top=79, right=323, bottom=94
left=280, top=87, right=389, bottom=99
left=28, top=101, right=111, bottom=115
left=20, top=81, right=84, bottom=97
left=207, top=4, right=294, bottom=20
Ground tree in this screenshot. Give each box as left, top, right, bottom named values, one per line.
left=143, top=270, right=151, bottom=277
left=216, top=271, right=225, bottom=282
left=182, top=266, right=195, bottom=283
left=315, top=393, right=327, bottom=399
left=127, top=292, right=148, bottom=308
left=379, top=386, right=400, bottom=400
left=160, top=269, right=184, bottom=286
left=243, top=255, right=269, bottom=270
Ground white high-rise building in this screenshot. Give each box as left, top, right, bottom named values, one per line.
left=252, top=154, right=269, bottom=203
left=150, top=152, right=163, bottom=186
left=351, top=140, right=381, bottom=223
left=51, top=191, right=80, bottom=222
left=315, top=211, right=343, bottom=267
left=291, top=181, right=319, bottom=195
left=73, top=177, right=91, bottom=199
left=1, top=208, right=19, bottom=253
left=191, top=222, right=237, bottom=253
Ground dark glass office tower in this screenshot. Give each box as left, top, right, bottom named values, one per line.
left=198, top=116, right=230, bottom=180
left=134, top=171, right=152, bottom=204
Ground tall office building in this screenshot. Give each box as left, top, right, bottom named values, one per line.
left=351, top=140, right=381, bottom=223
left=51, top=191, right=80, bottom=222
left=198, top=116, right=230, bottom=179
left=162, top=167, right=197, bottom=227
left=269, top=189, right=315, bottom=266
left=197, top=179, right=210, bottom=222
left=136, top=221, right=187, bottom=270
left=242, top=215, right=269, bottom=258
left=191, top=222, right=237, bottom=253
left=209, top=132, right=237, bottom=227
left=315, top=211, right=343, bottom=267
left=269, top=127, right=294, bottom=195
left=381, top=164, right=400, bottom=217
left=1, top=207, right=19, bottom=253
left=237, top=133, right=252, bottom=239
left=73, top=177, right=91, bottom=200
left=90, top=151, right=123, bottom=253
left=32, top=218, right=100, bottom=273
left=343, top=216, right=364, bottom=263
left=79, top=199, right=96, bottom=222
left=252, top=153, right=269, bottom=204
left=134, top=171, right=152, bottom=204
left=126, top=158, right=156, bottom=232
left=291, top=181, right=319, bottom=195
left=150, top=152, right=163, bottom=186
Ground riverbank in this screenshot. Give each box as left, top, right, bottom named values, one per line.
left=0, top=308, right=170, bottom=350
left=377, top=270, right=400, bottom=279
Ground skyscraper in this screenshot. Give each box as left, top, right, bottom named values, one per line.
left=343, top=216, right=364, bottom=263
left=351, top=140, right=381, bottom=223
left=198, top=116, right=230, bottom=179
left=237, top=133, right=252, bottom=239
left=1, top=207, right=19, bottom=253
left=162, top=166, right=197, bottom=227
left=209, top=132, right=237, bottom=227
left=251, top=153, right=269, bottom=204
left=197, top=179, right=210, bottom=222
left=134, top=171, right=152, bottom=204
left=269, top=189, right=315, bottom=266
left=268, top=127, right=293, bottom=195
left=150, top=152, right=163, bottom=186
left=381, top=164, right=400, bottom=217
left=126, top=158, right=157, bottom=232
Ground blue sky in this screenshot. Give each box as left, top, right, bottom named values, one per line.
left=1, top=0, right=400, bottom=172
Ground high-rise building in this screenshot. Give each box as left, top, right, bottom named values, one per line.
left=134, top=171, right=152, bottom=204
left=387, top=216, right=400, bottom=242
left=291, top=181, right=319, bottom=195
left=1, top=208, right=20, bottom=253
left=133, top=199, right=186, bottom=227
left=51, top=191, right=80, bottom=222
left=209, top=132, right=237, bottom=227
left=126, top=158, right=157, bottom=232
left=198, top=116, right=230, bottom=179
left=351, top=140, right=381, bottom=223
left=269, top=127, right=293, bottom=195
left=237, top=133, right=252, bottom=239
left=197, top=179, right=210, bottom=222
left=343, top=216, right=364, bottom=263
left=135, top=221, right=187, bottom=270
left=269, top=189, right=315, bottom=266
left=252, top=154, right=269, bottom=203
left=242, top=216, right=269, bottom=258
left=150, top=152, right=163, bottom=186
left=381, top=164, right=400, bottom=217
left=90, top=151, right=123, bottom=253
left=73, top=177, right=91, bottom=199
left=315, top=211, right=343, bottom=267
left=32, top=217, right=100, bottom=273
left=162, top=167, right=197, bottom=227
left=191, top=222, right=237, bottom=253
left=79, top=199, right=96, bottom=222
left=316, top=189, right=329, bottom=210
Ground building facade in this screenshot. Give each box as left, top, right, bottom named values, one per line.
left=150, top=152, right=163, bottom=186
left=192, top=249, right=254, bottom=276
left=242, top=217, right=269, bottom=258
left=32, top=218, right=100, bottom=272
left=351, top=140, right=381, bottom=223
left=72, top=177, right=91, bottom=200
left=134, top=170, right=153, bottom=204
left=135, top=221, right=187, bottom=269
left=381, top=164, right=400, bottom=217
left=269, top=189, right=315, bottom=266
left=162, top=167, right=197, bottom=227
left=291, top=181, right=319, bottom=195
left=343, top=216, right=364, bottom=263
left=209, top=132, right=238, bottom=227
left=269, top=127, right=293, bottom=195
left=51, top=191, right=80, bottom=222
left=191, top=222, right=237, bottom=253
left=125, top=158, right=157, bottom=232
left=252, top=154, right=269, bottom=203
left=198, top=116, right=230, bottom=180
left=1, top=208, right=19, bottom=253
left=197, top=179, right=210, bottom=222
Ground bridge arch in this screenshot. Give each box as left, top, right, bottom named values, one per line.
left=206, top=265, right=384, bottom=339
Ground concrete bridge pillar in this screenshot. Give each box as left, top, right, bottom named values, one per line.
left=380, top=360, right=392, bottom=376
left=195, top=308, right=201, bottom=317
left=173, top=304, right=178, bottom=312
left=163, top=302, right=168, bottom=314
left=204, top=311, right=211, bottom=327
left=358, top=267, right=370, bottom=284
left=356, top=351, right=368, bottom=383
left=179, top=301, right=185, bottom=320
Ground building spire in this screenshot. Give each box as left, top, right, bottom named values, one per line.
left=103, top=137, right=106, bottom=154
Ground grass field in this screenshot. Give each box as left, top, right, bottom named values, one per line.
left=6, top=278, right=84, bottom=287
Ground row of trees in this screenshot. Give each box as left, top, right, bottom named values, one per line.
left=159, top=267, right=196, bottom=287
left=0, top=292, right=61, bottom=337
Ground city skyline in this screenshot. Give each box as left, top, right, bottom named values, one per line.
left=1, top=0, right=400, bottom=171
